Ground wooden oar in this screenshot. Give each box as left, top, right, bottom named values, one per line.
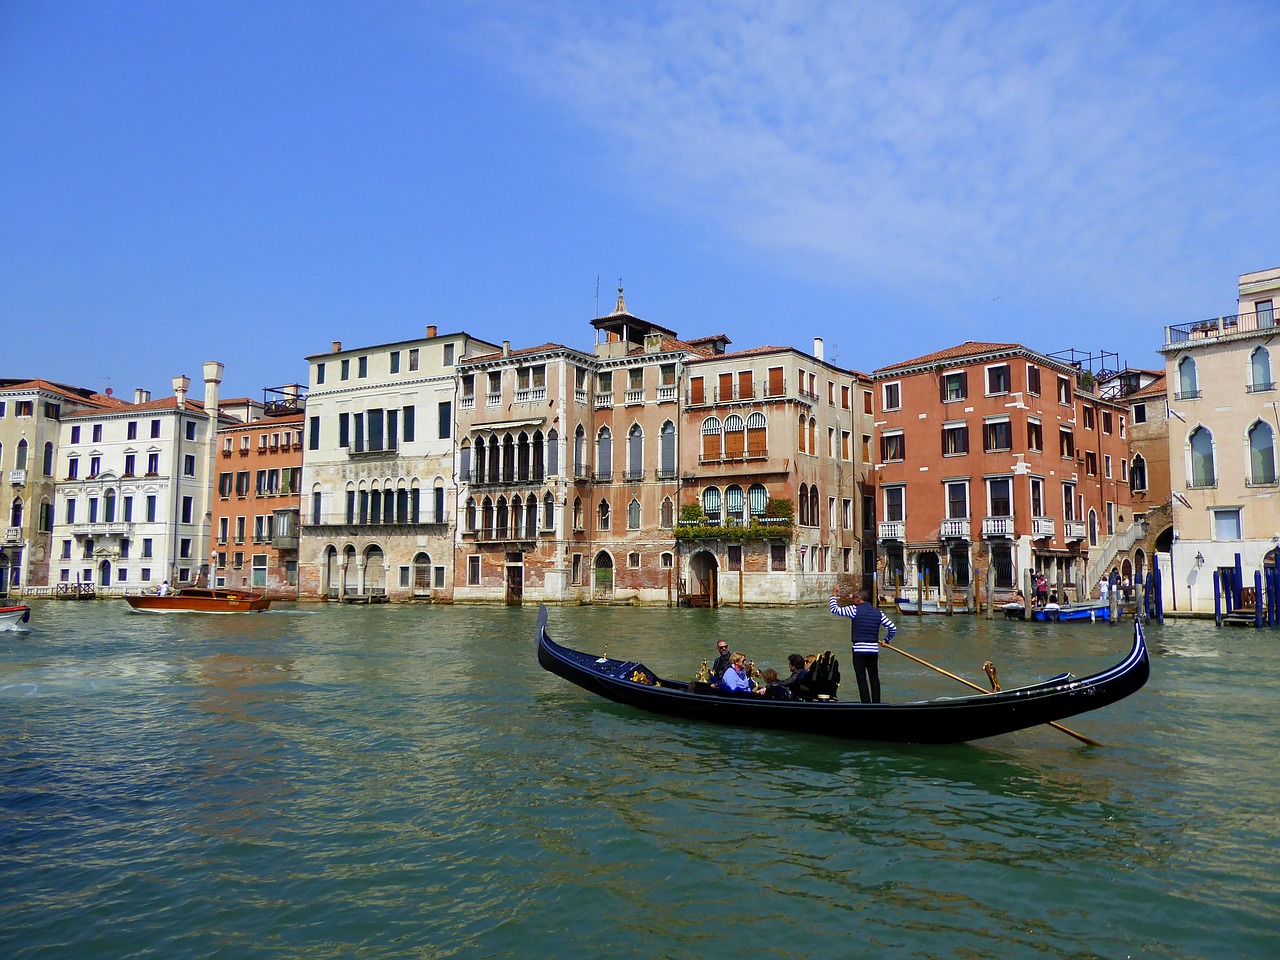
left=882, top=642, right=1103, bottom=747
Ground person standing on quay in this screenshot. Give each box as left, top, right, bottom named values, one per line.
left=830, top=589, right=897, bottom=703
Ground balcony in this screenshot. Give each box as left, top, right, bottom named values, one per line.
left=1032, top=516, right=1056, bottom=538
left=594, top=392, right=614, bottom=409
left=675, top=517, right=793, bottom=541
left=459, top=395, right=475, bottom=411
left=1064, top=521, right=1087, bottom=540
left=1164, top=309, right=1276, bottom=349
left=70, top=522, right=134, bottom=537
left=982, top=517, right=1014, bottom=539
left=4, top=527, right=21, bottom=543
left=574, top=388, right=588, bottom=405
left=485, top=392, right=502, bottom=407
left=657, top=385, right=677, bottom=402
left=624, top=389, right=645, bottom=405
left=939, top=518, right=970, bottom=540
left=9, top=469, right=27, bottom=486
left=878, top=521, right=904, bottom=541
left=514, top=387, right=546, bottom=404
left=347, top=441, right=398, bottom=459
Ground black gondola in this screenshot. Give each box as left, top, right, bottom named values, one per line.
left=535, top=606, right=1149, bottom=744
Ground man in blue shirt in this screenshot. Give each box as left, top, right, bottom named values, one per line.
left=830, top=589, right=897, bottom=703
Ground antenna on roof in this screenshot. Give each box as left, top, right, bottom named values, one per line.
left=595, top=275, right=600, bottom=318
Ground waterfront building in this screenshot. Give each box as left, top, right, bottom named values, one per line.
left=50, top=364, right=229, bottom=592
left=1106, top=369, right=1174, bottom=587
left=1159, top=265, right=1280, bottom=611
left=210, top=386, right=306, bottom=596
left=680, top=338, right=874, bottom=605
left=298, top=327, right=501, bottom=600
left=873, top=342, right=1136, bottom=605
left=453, top=293, right=700, bottom=604
left=453, top=289, right=873, bottom=606
left=0, top=379, right=120, bottom=594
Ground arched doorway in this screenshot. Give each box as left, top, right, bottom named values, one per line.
left=342, top=546, right=357, bottom=597
left=364, top=545, right=386, bottom=596
left=324, top=546, right=339, bottom=599
left=593, top=551, right=614, bottom=598
left=689, top=549, right=719, bottom=607
left=98, top=559, right=112, bottom=587
left=916, top=551, right=940, bottom=597
left=412, top=552, right=432, bottom=598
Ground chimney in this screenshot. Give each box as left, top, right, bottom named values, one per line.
left=426, top=325, right=438, bottom=338
left=203, top=361, right=223, bottom=420
left=813, top=337, right=824, bottom=361
left=502, top=340, right=511, bottom=357
left=134, top=388, right=151, bottom=404
left=331, top=341, right=342, bottom=353
left=173, top=375, right=191, bottom=409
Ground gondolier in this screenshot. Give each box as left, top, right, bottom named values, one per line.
left=830, top=590, right=897, bottom=703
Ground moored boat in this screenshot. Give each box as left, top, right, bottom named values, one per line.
left=0, top=604, right=32, bottom=629
left=125, top=588, right=270, bottom=614
left=1032, top=599, right=1111, bottom=623
left=535, top=605, right=1149, bottom=744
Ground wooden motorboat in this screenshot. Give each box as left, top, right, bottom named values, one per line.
left=535, top=605, right=1149, bottom=744
left=0, top=604, right=31, bottom=629
left=124, top=587, right=270, bottom=614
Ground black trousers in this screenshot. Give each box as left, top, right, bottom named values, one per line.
left=853, top=652, right=881, bottom=704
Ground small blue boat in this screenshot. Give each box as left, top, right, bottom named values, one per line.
left=1033, top=600, right=1111, bottom=622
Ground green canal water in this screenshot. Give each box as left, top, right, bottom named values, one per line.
left=1, top=600, right=1276, bottom=959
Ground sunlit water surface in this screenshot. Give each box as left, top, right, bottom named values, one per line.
left=2, top=600, right=1277, bottom=959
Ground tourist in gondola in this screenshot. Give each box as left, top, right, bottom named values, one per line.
left=779, top=653, right=808, bottom=691
left=830, top=589, right=897, bottom=704
left=709, top=641, right=732, bottom=681
left=718, top=652, right=754, bottom=694
left=755, top=667, right=793, bottom=700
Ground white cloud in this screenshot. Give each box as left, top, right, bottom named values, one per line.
left=465, top=0, right=1280, bottom=313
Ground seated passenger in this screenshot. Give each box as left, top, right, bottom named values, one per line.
left=779, top=654, right=808, bottom=691
left=709, top=642, right=732, bottom=681
left=756, top=667, right=793, bottom=700
left=718, top=652, right=753, bottom=694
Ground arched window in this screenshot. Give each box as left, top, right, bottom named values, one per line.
left=543, top=492, right=555, bottom=531
left=798, top=413, right=807, bottom=454
left=701, top=417, right=722, bottom=461
left=1249, top=421, right=1277, bottom=485
left=809, top=417, right=817, bottom=455
left=496, top=496, right=509, bottom=538
left=103, top=489, right=116, bottom=523
left=746, top=412, right=767, bottom=456
left=628, top=498, right=641, bottom=529
left=545, top=429, right=557, bottom=477
left=517, top=432, right=530, bottom=481
left=460, top=440, right=472, bottom=482
left=1189, top=426, right=1215, bottom=488
left=511, top=496, right=523, bottom=536
left=798, top=483, right=809, bottom=525
left=1088, top=509, right=1098, bottom=546
left=723, top=414, right=745, bottom=459
left=574, top=426, right=586, bottom=476
left=42, top=442, right=54, bottom=476
left=1251, top=347, right=1273, bottom=392
left=725, top=484, right=744, bottom=523
left=502, top=435, right=516, bottom=482
left=702, top=486, right=722, bottom=523
left=487, top=435, right=500, bottom=483
left=660, top=497, right=674, bottom=529
left=596, top=427, right=612, bottom=480
left=748, top=483, right=768, bottom=518
left=465, top=497, right=477, bottom=532
left=1130, top=454, right=1148, bottom=493
left=525, top=494, right=538, bottom=538
left=627, top=424, right=644, bottom=480
left=531, top=430, right=545, bottom=481
left=809, top=485, right=819, bottom=526
left=598, top=498, right=611, bottom=531
left=573, top=496, right=583, bottom=530
left=659, top=421, right=676, bottom=478
left=10, top=496, right=22, bottom=528
left=1178, top=356, right=1199, bottom=400
left=16, top=439, right=28, bottom=470
left=482, top=496, right=494, bottom=535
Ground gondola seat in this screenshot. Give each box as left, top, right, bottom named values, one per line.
left=798, top=651, right=840, bottom=700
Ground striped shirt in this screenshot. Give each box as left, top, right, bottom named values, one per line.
left=830, top=596, right=897, bottom=654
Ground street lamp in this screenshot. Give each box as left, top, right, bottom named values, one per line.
left=1195, top=551, right=1205, bottom=567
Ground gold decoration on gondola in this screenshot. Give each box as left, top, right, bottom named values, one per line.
left=695, top=659, right=710, bottom=683
left=630, top=668, right=655, bottom=685
left=983, top=661, right=1001, bottom=692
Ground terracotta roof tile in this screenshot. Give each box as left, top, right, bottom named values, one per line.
left=876, top=341, right=1024, bottom=373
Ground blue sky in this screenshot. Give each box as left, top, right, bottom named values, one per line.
left=3, top=1, right=1279, bottom=401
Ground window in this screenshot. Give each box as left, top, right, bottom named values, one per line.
left=181, top=496, right=194, bottom=523
left=358, top=356, right=368, bottom=378
left=1248, top=421, right=1276, bottom=485
left=1026, top=364, right=1041, bottom=396
left=770, top=543, right=786, bottom=571
left=183, top=454, right=196, bottom=476
left=726, top=485, right=745, bottom=524
left=596, top=427, right=612, bottom=479
left=1213, top=508, right=1242, bottom=541
left=1102, top=411, right=1113, bottom=434
left=1030, top=477, right=1044, bottom=518
left=1085, top=451, right=1098, bottom=476
left=1177, top=357, right=1199, bottom=400
left=1027, top=418, right=1043, bottom=452
left=1250, top=347, right=1274, bottom=392
left=1104, top=454, right=1113, bottom=478
left=597, top=499, right=610, bottom=531
left=66, top=457, right=78, bottom=480
left=659, top=421, right=676, bottom=477
left=1059, top=428, right=1075, bottom=459
left=986, top=364, right=1010, bottom=395
left=1057, top=376, right=1072, bottom=406
left=316, top=363, right=326, bottom=385
left=1257, top=300, right=1275, bottom=326
left=883, top=486, right=904, bottom=522
left=702, top=486, right=722, bottom=524
left=701, top=417, right=722, bottom=461
left=880, top=431, right=904, bottom=462
left=941, top=371, right=968, bottom=402
left=1189, top=427, right=1216, bottom=488
left=1083, top=406, right=1095, bottom=430
left=147, top=452, right=159, bottom=475
left=1063, top=482, right=1077, bottom=522
left=185, top=420, right=197, bottom=441
left=945, top=481, right=968, bottom=519
left=983, top=419, right=1011, bottom=452
left=438, top=401, right=452, bottom=440
left=987, top=477, right=1012, bottom=517
left=341, top=358, right=350, bottom=380
left=942, top=423, right=968, bottom=456
left=145, top=496, right=157, bottom=522
left=1134, top=403, right=1147, bottom=424
left=627, top=498, right=641, bottom=529
left=627, top=424, right=644, bottom=479
left=882, top=382, right=901, bottom=411
left=467, top=555, right=481, bottom=585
